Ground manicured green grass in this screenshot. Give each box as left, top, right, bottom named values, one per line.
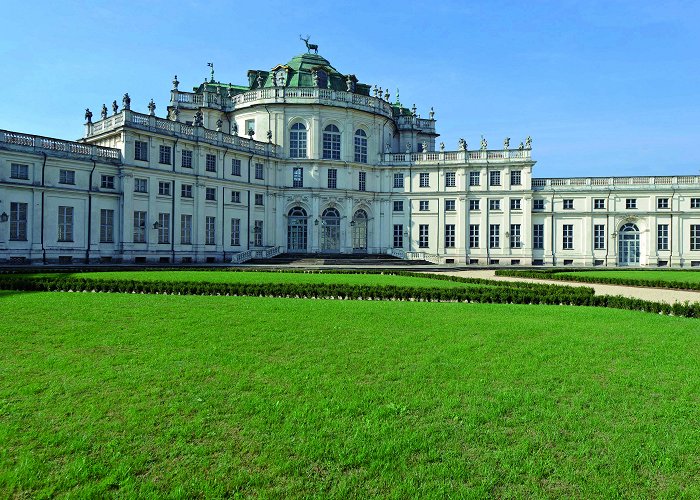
left=557, top=270, right=700, bottom=284
left=2, top=291, right=699, bottom=497
left=14, top=270, right=476, bottom=289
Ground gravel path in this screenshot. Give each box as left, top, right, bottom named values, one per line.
left=432, top=270, right=700, bottom=304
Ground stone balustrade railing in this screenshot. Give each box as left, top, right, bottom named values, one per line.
left=172, top=87, right=408, bottom=124
left=87, top=110, right=277, bottom=157
left=532, top=176, right=700, bottom=189
left=382, top=148, right=532, bottom=165
left=1, top=129, right=121, bottom=162
left=405, top=251, right=441, bottom=264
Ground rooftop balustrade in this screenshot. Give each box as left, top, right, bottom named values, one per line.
left=531, top=176, right=700, bottom=190
left=1, top=129, right=120, bottom=162
left=86, top=110, right=277, bottom=157
left=381, top=148, right=532, bottom=165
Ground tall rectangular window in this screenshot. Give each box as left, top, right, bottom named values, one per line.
left=328, top=168, right=337, bottom=189
left=293, top=167, right=303, bottom=188
left=510, top=170, right=522, bottom=186
left=59, top=169, right=75, bottom=185
left=489, top=171, right=501, bottom=186
left=657, top=224, right=669, bottom=251
left=255, top=163, right=264, bottom=180
left=691, top=225, right=700, bottom=251
left=419, top=173, right=429, bottom=188
left=205, top=154, right=217, bottom=172
left=134, top=140, right=148, bottom=161
left=100, top=209, right=114, bottom=243
left=133, top=211, right=147, bottom=243
left=134, top=178, right=148, bottom=193
left=469, top=171, right=480, bottom=186
left=510, top=224, right=521, bottom=248
left=489, top=224, right=500, bottom=248
left=323, top=126, right=341, bottom=160
left=57, top=206, right=74, bottom=242
left=418, top=224, right=429, bottom=248
left=10, top=163, right=29, bottom=179
left=159, top=145, right=171, bottom=165
left=181, top=214, right=192, bottom=245
left=444, top=224, right=455, bottom=248
left=533, top=224, right=544, bottom=250
left=182, top=150, right=193, bottom=168
left=469, top=224, right=479, bottom=248
left=231, top=158, right=241, bottom=176
left=594, top=224, right=605, bottom=250
left=354, top=130, right=368, bottom=163
left=158, top=213, right=170, bottom=244
left=231, top=218, right=241, bottom=246
left=9, top=202, right=28, bottom=241
left=393, top=224, right=403, bottom=248
left=358, top=171, right=366, bottom=191
left=394, top=173, right=404, bottom=188
left=254, top=220, right=263, bottom=246
left=158, top=181, right=171, bottom=196
left=205, top=216, right=216, bottom=245
left=562, top=224, right=574, bottom=250
left=445, top=172, right=456, bottom=188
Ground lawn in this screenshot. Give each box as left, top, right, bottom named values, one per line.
left=13, top=270, right=476, bottom=289
left=556, top=270, right=700, bottom=284
left=1, top=291, right=699, bottom=497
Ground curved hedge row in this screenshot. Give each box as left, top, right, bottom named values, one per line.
left=0, top=275, right=698, bottom=318
left=495, top=269, right=700, bottom=292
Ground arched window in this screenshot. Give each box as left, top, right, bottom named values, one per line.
left=287, top=206, right=308, bottom=251
left=321, top=207, right=341, bottom=252
left=354, top=129, right=367, bottom=163
left=323, top=124, right=341, bottom=160
left=352, top=209, right=368, bottom=251
left=618, top=223, right=640, bottom=266
left=290, top=123, right=307, bottom=158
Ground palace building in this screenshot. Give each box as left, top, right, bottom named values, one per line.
left=1, top=46, right=700, bottom=267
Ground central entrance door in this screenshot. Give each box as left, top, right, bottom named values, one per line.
left=287, top=207, right=308, bottom=252
left=352, top=209, right=368, bottom=253
left=321, top=208, right=340, bottom=252
left=618, top=223, right=640, bottom=266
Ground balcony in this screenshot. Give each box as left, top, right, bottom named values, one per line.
left=381, top=148, right=532, bottom=166
left=531, top=176, right=700, bottom=190
left=0, top=129, right=120, bottom=163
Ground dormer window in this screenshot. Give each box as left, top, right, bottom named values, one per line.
left=313, top=69, right=328, bottom=88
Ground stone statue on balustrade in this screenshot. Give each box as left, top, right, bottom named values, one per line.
left=148, top=99, right=156, bottom=116
left=518, top=141, right=524, bottom=150
left=384, top=90, right=390, bottom=102
left=346, top=76, right=354, bottom=92
left=170, top=107, right=180, bottom=122
left=84, top=108, right=93, bottom=124
left=422, top=141, right=428, bottom=153
left=193, top=110, right=204, bottom=127
left=385, top=142, right=391, bottom=153
left=216, top=119, right=223, bottom=132
left=112, top=100, right=119, bottom=115
left=525, top=136, right=532, bottom=149
left=458, top=138, right=467, bottom=151
left=232, top=122, right=238, bottom=136
left=440, top=142, right=445, bottom=152
left=101, top=104, right=108, bottom=120
left=503, top=137, right=510, bottom=150
left=405, top=143, right=412, bottom=153
left=480, top=136, right=487, bottom=150
left=172, top=75, right=179, bottom=90
left=429, top=107, right=435, bottom=120
left=267, top=130, right=273, bottom=142
left=256, top=73, right=264, bottom=88
left=122, top=93, right=131, bottom=111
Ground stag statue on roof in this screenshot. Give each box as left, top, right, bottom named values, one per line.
left=300, top=35, right=318, bottom=54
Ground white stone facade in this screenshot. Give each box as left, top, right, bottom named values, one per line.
left=1, top=51, right=700, bottom=267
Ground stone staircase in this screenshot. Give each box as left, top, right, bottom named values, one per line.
left=246, top=252, right=431, bottom=266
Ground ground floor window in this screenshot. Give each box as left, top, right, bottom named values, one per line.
left=533, top=224, right=544, bottom=250
left=510, top=224, right=521, bottom=249
left=9, top=202, right=27, bottom=241
left=562, top=224, right=574, bottom=250
left=100, top=209, right=114, bottom=243
left=594, top=224, right=605, bottom=250
left=657, top=224, right=669, bottom=251
left=691, top=225, right=700, bottom=251
left=254, top=220, right=264, bottom=247
left=231, top=218, right=241, bottom=246
left=489, top=224, right=499, bottom=249
left=469, top=224, right=479, bottom=248
left=58, top=206, right=74, bottom=242
left=287, top=207, right=307, bottom=251
left=133, top=211, right=146, bottom=243
left=158, top=213, right=170, bottom=244
left=418, top=224, right=429, bottom=248
left=205, top=216, right=216, bottom=245
left=393, top=224, right=403, bottom=248
left=444, top=224, right=455, bottom=248
left=181, top=214, right=192, bottom=244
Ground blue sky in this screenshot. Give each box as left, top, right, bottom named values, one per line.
left=1, top=0, right=698, bottom=178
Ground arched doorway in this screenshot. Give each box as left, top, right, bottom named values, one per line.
left=287, top=207, right=308, bottom=252
left=321, top=207, right=341, bottom=252
left=352, top=209, right=368, bottom=253
left=618, top=223, right=640, bottom=266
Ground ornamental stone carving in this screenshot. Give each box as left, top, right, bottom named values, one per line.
left=193, top=110, right=204, bottom=127
left=122, top=93, right=131, bottom=111
left=101, top=104, right=108, bottom=120
left=112, top=100, right=119, bottom=115
left=503, top=137, right=510, bottom=150
left=84, top=108, right=92, bottom=123
left=216, top=119, right=223, bottom=132
left=480, top=137, right=487, bottom=150
left=525, top=136, right=532, bottom=149
left=147, top=99, right=156, bottom=116
left=172, top=75, right=179, bottom=90
left=458, top=138, right=467, bottom=151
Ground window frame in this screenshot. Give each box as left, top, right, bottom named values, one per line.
left=10, top=163, right=29, bottom=180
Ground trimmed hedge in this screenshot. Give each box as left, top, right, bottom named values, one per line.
left=0, top=274, right=698, bottom=318
left=495, top=269, right=700, bottom=292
